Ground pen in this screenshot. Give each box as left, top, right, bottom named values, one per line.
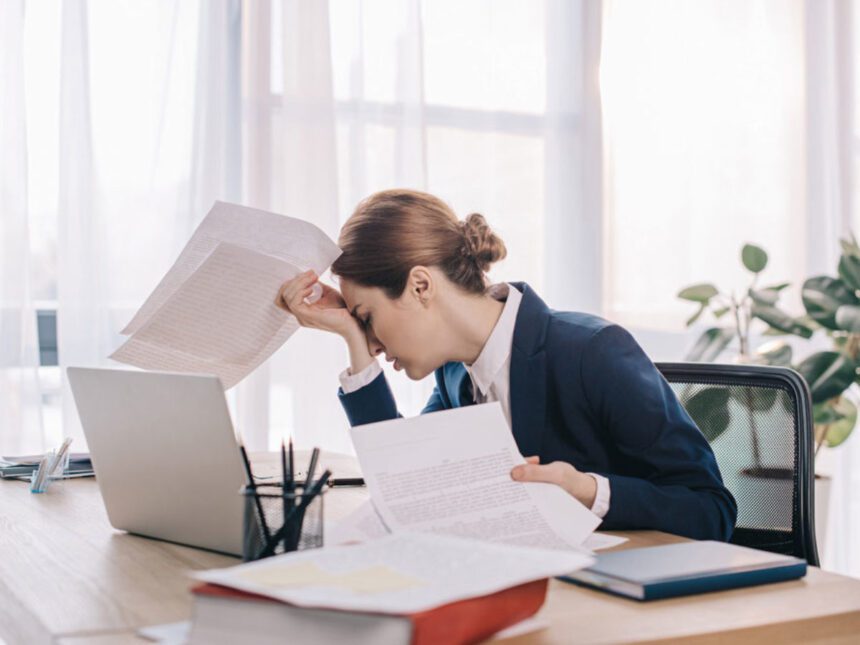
left=305, top=447, right=320, bottom=491
left=260, top=469, right=332, bottom=558
left=239, top=441, right=271, bottom=541
left=286, top=477, right=364, bottom=487
left=281, top=439, right=289, bottom=518
left=328, top=477, right=364, bottom=487
left=47, top=437, right=73, bottom=477
left=288, top=438, right=295, bottom=493
left=303, top=468, right=331, bottom=499
left=290, top=468, right=331, bottom=552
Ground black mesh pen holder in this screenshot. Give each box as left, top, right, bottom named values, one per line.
left=241, top=483, right=325, bottom=562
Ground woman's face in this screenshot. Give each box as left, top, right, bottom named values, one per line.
left=340, top=274, right=446, bottom=380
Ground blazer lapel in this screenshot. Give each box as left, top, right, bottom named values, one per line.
left=443, top=362, right=472, bottom=408
left=440, top=283, right=550, bottom=457
left=508, top=283, right=550, bottom=457
left=510, top=346, right=547, bottom=457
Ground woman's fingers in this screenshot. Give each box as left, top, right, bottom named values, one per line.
left=286, top=286, right=315, bottom=318
left=510, top=461, right=597, bottom=508
left=317, top=282, right=346, bottom=307
left=511, top=461, right=570, bottom=487
left=273, top=272, right=362, bottom=338
left=524, top=455, right=540, bottom=464
left=277, top=270, right=318, bottom=312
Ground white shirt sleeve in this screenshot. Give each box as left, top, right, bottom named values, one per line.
left=338, top=360, right=383, bottom=394
left=587, top=473, right=611, bottom=519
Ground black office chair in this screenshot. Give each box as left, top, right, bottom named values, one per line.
left=656, top=362, right=819, bottom=566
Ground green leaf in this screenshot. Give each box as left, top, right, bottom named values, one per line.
left=796, top=351, right=857, bottom=403
left=795, top=314, right=822, bottom=331
left=825, top=397, right=857, bottom=447
left=742, top=244, right=768, bottom=273
left=678, top=283, right=719, bottom=303
left=686, top=303, right=706, bottom=327
left=813, top=401, right=844, bottom=425
left=840, top=234, right=860, bottom=259
left=751, top=304, right=814, bottom=338
left=839, top=254, right=860, bottom=292
left=763, top=282, right=791, bottom=292
left=835, top=305, right=860, bottom=332
left=755, top=340, right=792, bottom=366
left=712, top=306, right=730, bottom=319
left=685, top=327, right=734, bottom=362
left=748, top=288, right=780, bottom=306
left=683, top=387, right=731, bottom=442
left=801, top=276, right=860, bottom=330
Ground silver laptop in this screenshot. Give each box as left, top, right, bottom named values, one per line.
left=67, top=367, right=247, bottom=556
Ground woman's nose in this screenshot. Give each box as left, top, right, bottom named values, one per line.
left=366, top=330, right=384, bottom=356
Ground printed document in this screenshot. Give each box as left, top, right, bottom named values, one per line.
left=111, top=202, right=340, bottom=389
left=350, top=403, right=602, bottom=550
left=329, top=500, right=628, bottom=553
left=194, top=532, right=593, bottom=614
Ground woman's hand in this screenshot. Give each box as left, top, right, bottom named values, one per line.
left=276, top=270, right=361, bottom=339
left=511, top=456, right=598, bottom=509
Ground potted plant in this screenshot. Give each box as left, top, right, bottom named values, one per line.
left=678, top=242, right=858, bottom=547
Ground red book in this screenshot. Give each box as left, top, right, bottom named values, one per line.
left=188, top=578, right=548, bottom=645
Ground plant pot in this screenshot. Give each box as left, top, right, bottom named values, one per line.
left=814, top=474, right=831, bottom=555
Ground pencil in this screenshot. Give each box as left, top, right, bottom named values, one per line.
left=281, top=439, right=289, bottom=522
left=288, top=438, right=295, bottom=493
left=239, top=441, right=271, bottom=541
left=305, top=447, right=320, bottom=490
left=260, top=468, right=332, bottom=557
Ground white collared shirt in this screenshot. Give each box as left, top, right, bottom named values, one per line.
left=339, top=283, right=610, bottom=518
left=462, top=282, right=521, bottom=426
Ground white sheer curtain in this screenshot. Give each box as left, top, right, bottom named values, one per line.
left=805, top=0, right=859, bottom=579
left=0, top=0, right=45, bottom=455
left=241, top=0, right=597, bottom=453
left=52, top=0, right=204, bottom=446
left=9, top=0, right=245, bottom=452
left=600, top=0, right=859, bottom=576
left=601, top=0, right=807, bottom=331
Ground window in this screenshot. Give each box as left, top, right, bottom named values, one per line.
left=601, top=0, right=807, bottom=331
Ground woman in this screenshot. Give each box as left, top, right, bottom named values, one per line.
left=278, top=189, right=737, bottom=540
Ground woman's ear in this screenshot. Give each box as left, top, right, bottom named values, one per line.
left=406, top=266, right=434, bottom=307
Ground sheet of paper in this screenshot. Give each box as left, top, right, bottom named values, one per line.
left=110, top=242, right=300, bottom=389
left=489, top=616, right=550, bottom=641
left=327, top=500, right=391, bottom=545
left=583, top=533, right=629, bottom=551
left=138, top=620, right=190, bottom=644
left=122, top=201, right=341, bottom=335
left=329, top=500, right=629, bottom=554
left=350, top=403, right=601, bottom=550
left=194, top=532, right=593, bottom=614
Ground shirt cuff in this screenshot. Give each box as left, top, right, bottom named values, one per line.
left=587, top=473, right=611, bottom=519
left=339, top=361, right=383, bottom=394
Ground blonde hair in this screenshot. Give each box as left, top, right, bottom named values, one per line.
left=331, top=189, right=507, bottom=297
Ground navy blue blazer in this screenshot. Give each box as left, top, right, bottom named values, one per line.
left=338, top=283, right=737, bottom=541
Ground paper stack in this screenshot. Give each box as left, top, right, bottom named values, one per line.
left=188, top=532, right=593, bottom=645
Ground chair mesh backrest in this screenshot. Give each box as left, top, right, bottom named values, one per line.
left=662, top=373, right=806, bottom=559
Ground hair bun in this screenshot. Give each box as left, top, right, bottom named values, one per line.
left=460, top=213, right=507, bottom=273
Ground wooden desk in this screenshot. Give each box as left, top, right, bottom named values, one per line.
left=1, top=453, right=859, bottom=644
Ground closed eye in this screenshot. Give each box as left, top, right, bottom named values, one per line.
left=351, top=307, right=371, bottom=330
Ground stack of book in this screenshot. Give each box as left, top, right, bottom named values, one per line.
left=187, top=532, right=593, bottom=645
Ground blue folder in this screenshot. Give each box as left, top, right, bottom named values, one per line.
left=561, top=540, right=807, bottom=601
